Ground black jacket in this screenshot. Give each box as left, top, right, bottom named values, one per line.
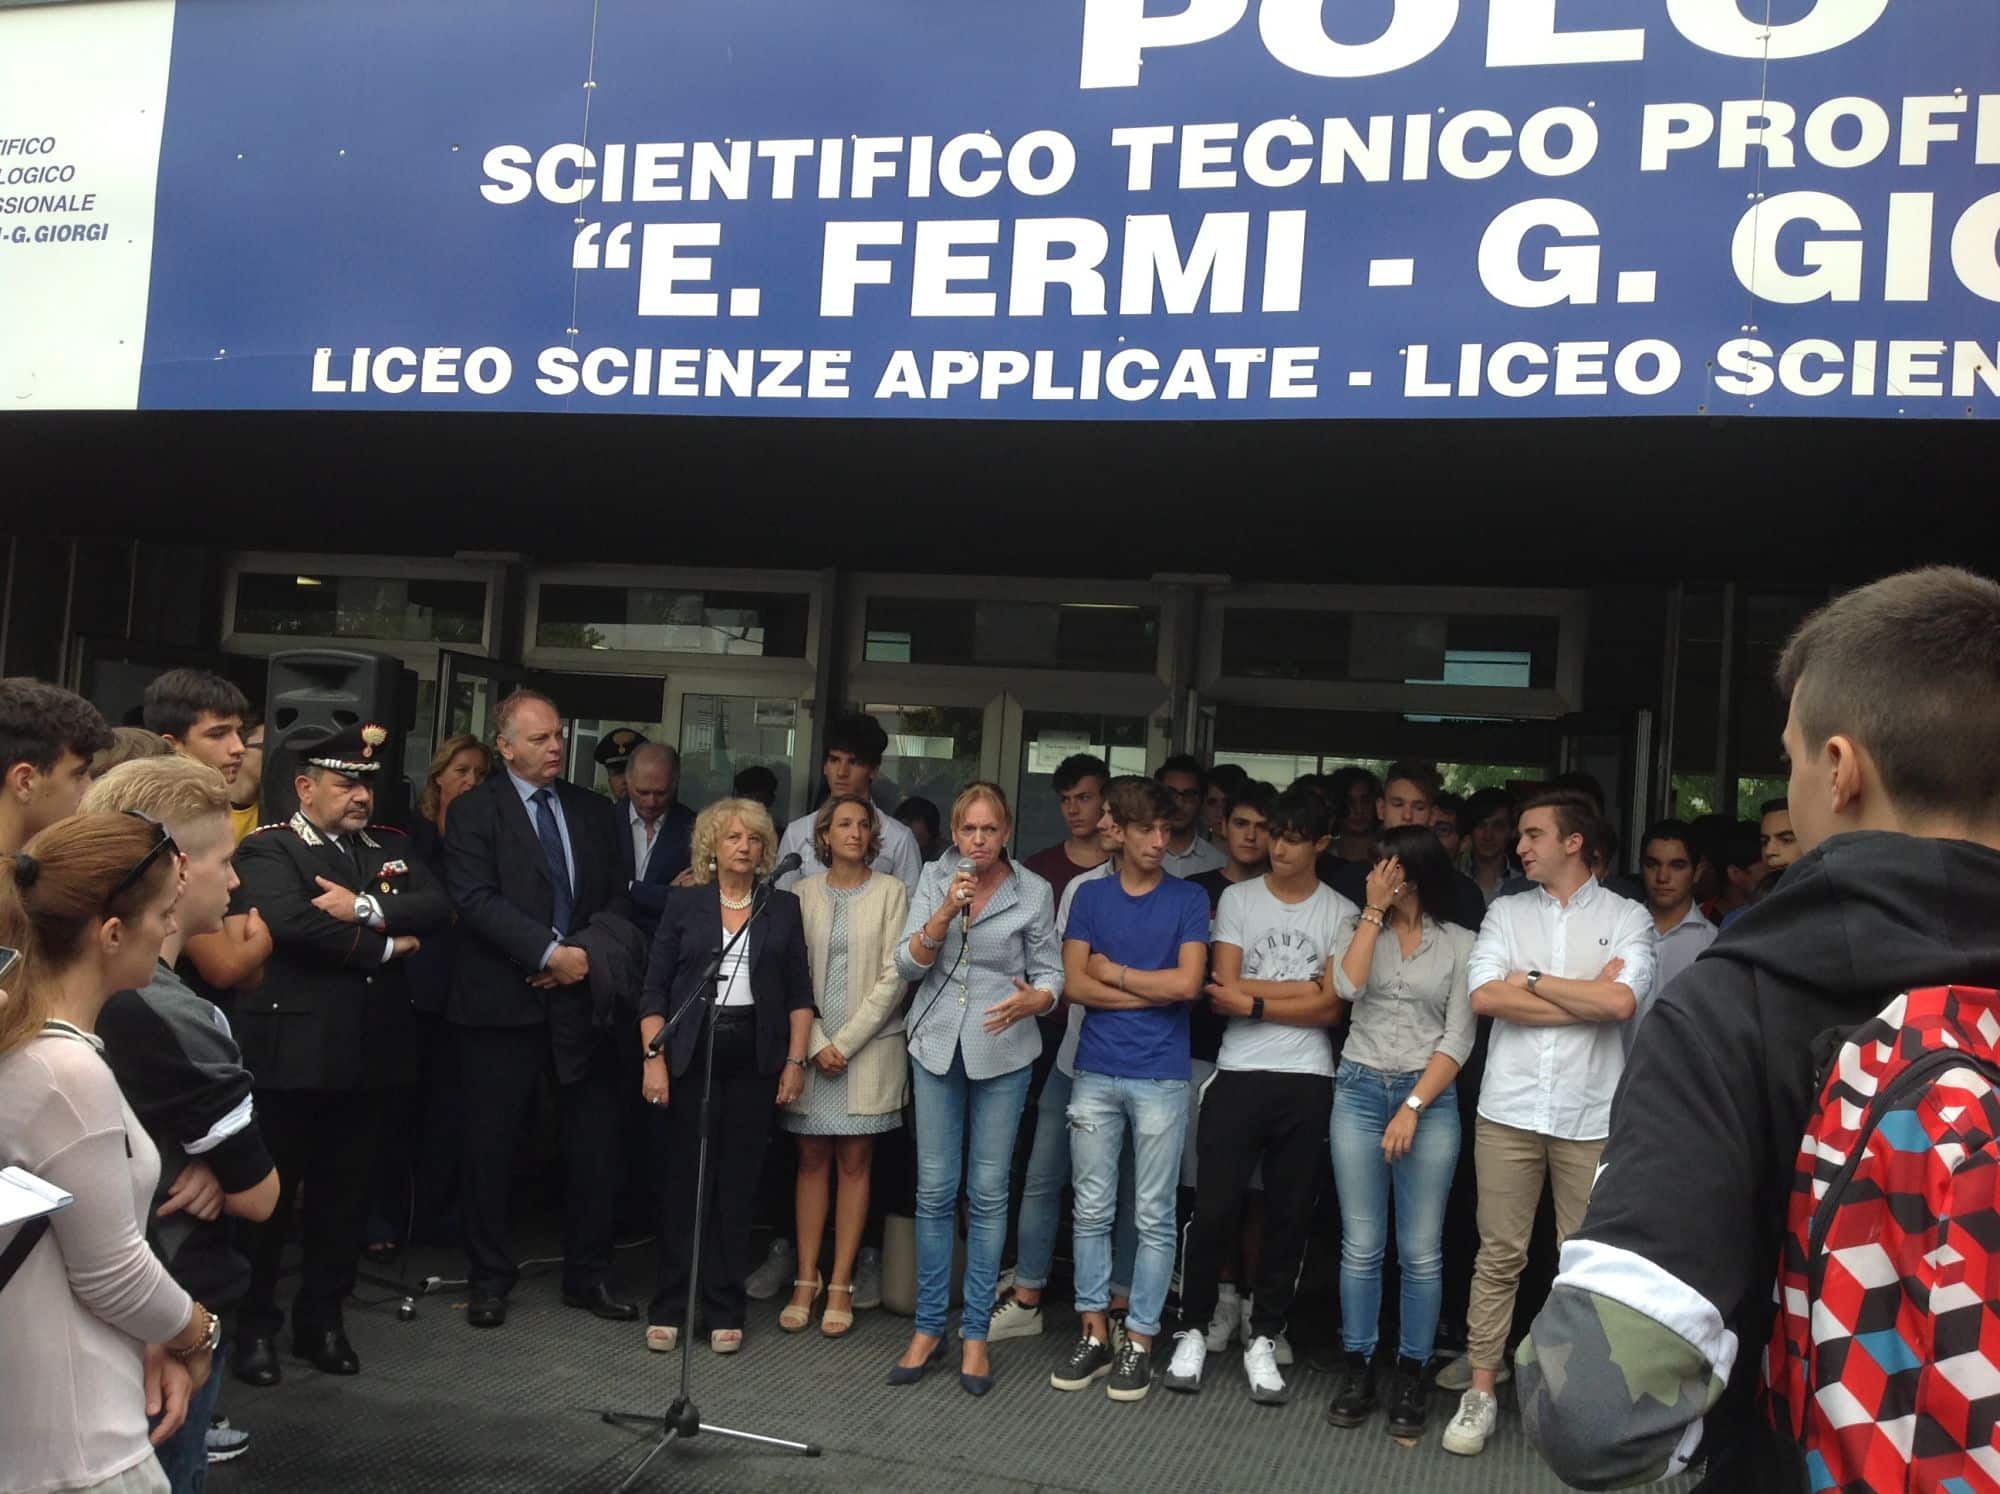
left=639, top=884, right=814, bottom=1079
left=620, top=800, right=695, bottom=934
left=443, top=773, right=625, bottom=1031
left=231, top=815, right=452, bottom=1090
left=570, top=911, right=652, bottom=1073
left=1523, top=831, right=2000, bottom=1491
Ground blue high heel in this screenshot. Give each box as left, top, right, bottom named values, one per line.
left=886, top=1338, right=947, bottom=1387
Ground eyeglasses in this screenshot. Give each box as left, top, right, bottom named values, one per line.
left=107, top=809, right=179, bottom=907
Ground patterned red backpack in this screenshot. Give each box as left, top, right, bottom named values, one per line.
left=1764, top=986, right=2000, bottom=1492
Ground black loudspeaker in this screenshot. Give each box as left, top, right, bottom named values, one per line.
left=262, top=649, right=412, bottom=828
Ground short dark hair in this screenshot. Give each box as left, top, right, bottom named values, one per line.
left=1209, top=762, right=1249, bottom=796
left=0, top=679, right=113, bottom=775
left=892, top=796, right=940, bottom=839
left=1433, top=790, right=1465, bottom=819
left=1225, top=780, right=1278, bottom=822
left=1381, top=759, right=1441, bottom=802
left=1759, top=797, right=1790, bottom=818
left=1375, top=824, right=1457, bottom=925
left=1107, top=777, right=1177, bottom=829
left=824, top=713, right=888, bottom=769
left=731, top=764, right=779, bottom=804
left=1155, top=753, right=1208, bottom=795
left=1460, top=786, right=1514, bottom=838
left=141, top=668, right=251, bottom=741
left=1326, top=765, right=1382, bottom=807
left=1640, top=818, right=1699, bottom=862
left=1713, top=820, right=1764, bottom=873
left=1265, top=785, right=1331, bottom=843
left=1521, top=789, right=1602, bottom=857
left=1777, top=567, right=2000, bottom=822
left=1051, top=753, right=1111, bottom=796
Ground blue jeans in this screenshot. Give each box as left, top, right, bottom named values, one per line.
left=1331, top=1059, right=1462, bottom=1362
left=1015, top=1067, right=1137, bottom=1298
left=911, top=1047, right=1033, bottom=1340
left=1067, top=1070, right=1187, bottom=1338
left=149, top=1343, right=228, bottom=1494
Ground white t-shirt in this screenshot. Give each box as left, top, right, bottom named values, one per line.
left=1053, top=859, right=1117, bottom=1077
left=1210, top=878, right=1353, bottom=1076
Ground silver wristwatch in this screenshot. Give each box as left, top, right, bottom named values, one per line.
left=1404, top=1094, right=1424, bottom=1113
left=354, top=893, right=382, bottom=925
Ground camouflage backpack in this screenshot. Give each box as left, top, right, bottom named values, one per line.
left=1764, top=986, right=2000, bottom=1492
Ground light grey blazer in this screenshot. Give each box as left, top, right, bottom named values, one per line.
left=896, top=856, right=1063, bottom=1081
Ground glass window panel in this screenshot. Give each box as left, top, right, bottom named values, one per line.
left=862, top=598, right=1158, bottom=673
left=679, top=694, right=798, bottom=823
left=866, top=703, right=985, bottom=837
left=235, top=572, right=484, bottom=644
left=536, top=585, right=808, bottom=657
left=1013, top=710, right=1149, bottom=856
left=1220, top=609, right=1558, bottom=687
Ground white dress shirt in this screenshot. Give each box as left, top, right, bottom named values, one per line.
left=1466, top=878, right=1658, bottom=1141
left=774, top=807, right=923, bottom=896
left=629, top=805, right=662, bottom=882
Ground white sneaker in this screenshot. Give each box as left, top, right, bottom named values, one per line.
left=986, top=1295, right=1045, bottom=1343
left=1237, top=1297, right=1294, bottom=1366
left=744, top=1239, right=795, bottom=1302
left=1437, top=1354, right=1510, bottom=1392
left=1163, top=1329, right=1207, bottom=1393
left=852, top=1247, right=882, bottom=1311
left=1243, top=1336, right=1290, bottom=1405
left=1205, top=1284, right=1242, bottom=1352
left=1441, top=1389, right=1499, bottom=1456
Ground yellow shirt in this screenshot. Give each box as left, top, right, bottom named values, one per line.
left=230, top=804, right=260, bottom=843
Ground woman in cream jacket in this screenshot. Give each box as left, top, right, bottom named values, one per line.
left=778, top=794, right=911, bottom=1336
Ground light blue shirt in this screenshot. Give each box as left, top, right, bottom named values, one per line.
left=508, top=768, right=574, bottom=968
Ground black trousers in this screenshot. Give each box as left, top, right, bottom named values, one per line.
left=650, top=1010, right=773, bottom=1331
left=239, top=1087, right=386, bottom=1342
left=1179, top=1069, right=1333, bottom=1339
left=367, top=1011, right=463, bottom=1247
left=457, top=1023, right=620, bottom=1298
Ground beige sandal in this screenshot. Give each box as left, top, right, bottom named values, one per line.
left=710, top=1328, right=744, bottom=1354
left=778, top=1275, right=824, bottom=1332
left=645, top=1325, right=678, bottom=1353
left=821, top=1283, right=855, bottom=1338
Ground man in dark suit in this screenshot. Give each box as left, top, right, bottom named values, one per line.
left=444, top=689, right=637, bottom=1328
left=231, top=723, right=451, bottom=1382
left=620, top=742, right=694, bottom=937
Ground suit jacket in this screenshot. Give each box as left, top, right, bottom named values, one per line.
left=639, top=884, right=814, bottom=1080
left=620, top=799, right=695, bottom=932
left=443, top=773, right=625, bottom=1036
left=230, top=814, right=452, bottom=1089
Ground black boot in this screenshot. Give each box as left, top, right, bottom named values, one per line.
left=1386, top=1356, right=1430, bottom=1438
left=1324, top=1352, right=1377, bottom=1428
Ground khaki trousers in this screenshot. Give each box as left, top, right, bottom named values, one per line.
left=1465, top=1115, right=1605, bottom=1372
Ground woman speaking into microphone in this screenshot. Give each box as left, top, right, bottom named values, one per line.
left=638, top=798, right=813, bottom=1355
left=888, top=782, right=1062, bottom=1395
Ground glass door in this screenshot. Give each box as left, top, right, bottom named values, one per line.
left=435, top=650, right=534, bottom=745
left=1009, top=705, right=1162, bottom=858
left=674, top=688, right=808, bottom=825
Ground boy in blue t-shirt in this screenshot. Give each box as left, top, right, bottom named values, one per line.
left=1051, top=779, right=1211, bottom=1404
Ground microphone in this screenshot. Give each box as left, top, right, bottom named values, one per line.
left=769, top=850, right=804, bottom=881
left=957, top=857, right=976, bottom=927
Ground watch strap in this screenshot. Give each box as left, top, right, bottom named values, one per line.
left=1250, top=996, right=1266, bottom=1022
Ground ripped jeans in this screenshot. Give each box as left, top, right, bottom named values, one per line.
left=1067, top=1070, right=1188, bottom=1339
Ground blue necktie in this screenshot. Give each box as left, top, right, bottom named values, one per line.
left=531, top=788, right=574, bottom=936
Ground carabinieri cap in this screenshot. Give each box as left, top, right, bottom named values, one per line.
left=593, top=727, right=648, bottom=773
left=305, top=723, right=389, bottom=776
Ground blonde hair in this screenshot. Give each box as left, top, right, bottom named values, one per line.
left=419, top=733, right=493, bottom=824
left=91, top=726, right=172, bottom=779
left=687, top=798, right=779, bottom=884
left=812, top=794, right=882, bottom=869
left=949, top=781, right=1012, bottom=836
left=81, top=756, right=232, bottom=843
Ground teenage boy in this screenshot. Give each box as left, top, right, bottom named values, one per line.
left=1167, top=788, right=1349, bottom=1405
left=1759, top=796, right=1802, bottom=877
left=0, top=676, right=110, bottom=853
left=1052, top=780, right=1211, bottom=1402
left=84, top=757, right=280, bottom=1489
left=1156, top=754, right=1227, bottom=878
left=1441, top=790, right=1656, bottom=1458
left=1705, top=820, right=1771, bottom=929
left=1639, top=819, right=1717, bottom=1002
left=1522, top=567, right=2000, bottom=1491
left=773, top=712, right=923, bottom=894
left=230, top=720, right=266, bottom=843
left=1191, top=780, right=1274, bottom=913
left=1023, top=752, right=1112, bottom=905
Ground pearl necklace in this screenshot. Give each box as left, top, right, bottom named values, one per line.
left=719, top=888, right=754, bottom=911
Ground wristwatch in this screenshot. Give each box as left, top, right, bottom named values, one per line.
left=1404, top=1094, right=1425, bottom=1114
left=1250, top=996, right=1266, bottom=1022
left=172, top=1302, right=221, bottom=1362
left=1526, top=969, right=1544, bottom=992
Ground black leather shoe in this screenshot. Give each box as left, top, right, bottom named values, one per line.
left=234, top=1336, right=281, bottom=1387
left=1385, top=1357, right=1430, bottom=1439
left=293, top=1329, right=361, bottom=1375
left=467, top=1292, right=508, bottom=1329
left=1325, top=1352, right=1378, bottom=1428
left=562, top=1283, right=639, bottom=1322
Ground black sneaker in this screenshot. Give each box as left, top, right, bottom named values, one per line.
left=1324, top=1352, right=1378, bottom=1428
left=1386, top=1357, right=1430, bottom=1439
left=1050, top=1334, right=1113, bottom=1391
left=1107, top=1337, right=1153, bottom=1402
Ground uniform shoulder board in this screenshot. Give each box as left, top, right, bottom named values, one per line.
left=366, top=823, right=410, bottom=838
left=249, top=823, right=291, bottom=835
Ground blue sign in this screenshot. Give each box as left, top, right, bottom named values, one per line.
left=24, top=0, right=2000, bottom=417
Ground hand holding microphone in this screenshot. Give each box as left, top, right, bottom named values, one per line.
left=954, top=857, right=977, bottom=926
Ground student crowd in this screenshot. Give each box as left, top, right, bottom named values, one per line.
left=3, top=563, right=1998, bottom=1494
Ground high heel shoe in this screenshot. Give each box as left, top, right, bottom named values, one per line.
left=821, top=1283, right=855, bottom=1338
left=778, top=1275, right=824, bottom=1333
left=886, top=1338, right=946, bottom=1386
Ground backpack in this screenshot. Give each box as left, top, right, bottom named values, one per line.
left=1764, top=985, right=2000, bottom=1493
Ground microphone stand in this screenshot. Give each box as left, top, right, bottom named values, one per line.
left=597, top=874, right=822, bottom=1488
